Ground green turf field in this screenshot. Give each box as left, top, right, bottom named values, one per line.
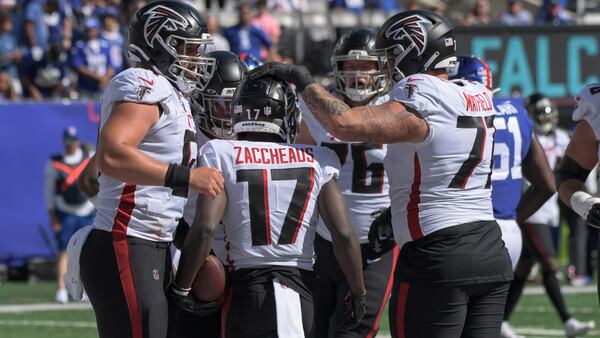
left=0, top=281, right=598, bottom=338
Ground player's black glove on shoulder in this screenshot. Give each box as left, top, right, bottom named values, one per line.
left=338, top=290, right=366, bottom=331
left=166, top=282, right=221, bottom=317
left=248, top=62, right=316, bottom=92
left=368, top=207, right=395, bottom=255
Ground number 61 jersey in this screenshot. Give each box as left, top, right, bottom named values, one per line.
left=199, top=139, right=340, bottom=271
left=491, top=98, right=533, bottom=220
left=385, top=74, right=496, bottom=247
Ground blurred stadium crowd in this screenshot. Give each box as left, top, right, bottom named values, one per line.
left=0, top=0, right=593, bottom=102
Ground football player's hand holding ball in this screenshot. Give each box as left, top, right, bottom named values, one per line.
left=166, top=282, right=221, bottom=317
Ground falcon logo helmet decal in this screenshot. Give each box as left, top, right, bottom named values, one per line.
left=143, top=5, right=189, bottom=48
left=385, top=14, right=429, bottom=56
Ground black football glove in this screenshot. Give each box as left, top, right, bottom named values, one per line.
left=248, top=62, right=316, bottom=92
left=368, top=207, right=395, bottom=255
left=586, top=203, right=600, bottom=228
left=338, top=290, right=366, bottom=331
left=166, top=282, right=221, bottom=317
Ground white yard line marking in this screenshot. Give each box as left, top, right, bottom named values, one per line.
left=523, top=285, right=596, bottom=295
left=0, top=303, right=91, bottom=313
left=516, top=305, right=596, bottom=314
left=514, top=327, right=600, bottom=336
left=0, top=319, right=96, bottom=328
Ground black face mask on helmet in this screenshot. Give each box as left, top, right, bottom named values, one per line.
left=231, top=75, right=301, bottom=144
left=192, top=50, right=248, bottom=140
left=526, top=93, right=559, bottom=135
left=375, top=10, right=457, bottom=84
left=127, top=0, right=216, bottom=93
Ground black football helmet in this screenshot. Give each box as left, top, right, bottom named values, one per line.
left=375, top=10, right=456, bottom=83
left=231, top=76, right=301, bottom=143
left=192, top=51, right=248, bottom=139
left=331, top=28, right=387, bottom=103
left=525, top=93, right=558, bottom=135
left=128, top=0, right=216, bottom=93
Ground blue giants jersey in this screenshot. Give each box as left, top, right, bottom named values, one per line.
left=491, top=97, right=533, bottom=220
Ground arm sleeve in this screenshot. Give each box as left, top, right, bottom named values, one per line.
left=573, top=84, right=600, bottom=141
left=199, top=141, right=222, bottom=171
left=388, top=74, right=439, bottom=117
left=320, top=148, right=341, bottom=184
left=44, top=161, right=57, bottom=210
left=106, top=68, right=172, bottom=105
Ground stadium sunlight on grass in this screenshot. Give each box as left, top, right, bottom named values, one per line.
left=1, top=281, right=599, bottom=338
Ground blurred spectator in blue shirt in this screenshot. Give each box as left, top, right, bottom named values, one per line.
left=71, top=18, right=114, bottom=96
left=101, top=10, right=123, bottom=74
left=223, top=2, right=278, bottom=62
left=24, top=0, right=73, bottom=53
left=499, top=0, right=533, bottom=26
left=537, top=0, right=573, bottom=25
left=0, top=11, right=21, bottom=81
left=21, top=43, right=68, bottom=100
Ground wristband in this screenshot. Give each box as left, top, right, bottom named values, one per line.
left=171, top=281, right=191, bottom=296
left=164, top=164, right=190, bottom=189
left=570, top=191, right=600, bottom=220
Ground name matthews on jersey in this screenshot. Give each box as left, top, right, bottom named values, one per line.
left=234, top=145, right=316, bottom=165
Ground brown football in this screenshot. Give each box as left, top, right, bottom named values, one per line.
left=190, top=255, right=227, bottom=303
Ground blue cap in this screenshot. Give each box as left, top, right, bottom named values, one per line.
left=63, top=126, right=79, bottom=143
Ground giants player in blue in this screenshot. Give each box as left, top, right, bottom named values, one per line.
left=450, top=56, right=592, bottom=338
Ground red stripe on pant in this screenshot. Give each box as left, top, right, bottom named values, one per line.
left=366, top=245, right=400, bottom=338
left=111, top=184, right=142, bottom=338
left=221, top=287, right=233, bottom=338
left=395, top=282, right=410, bottom=338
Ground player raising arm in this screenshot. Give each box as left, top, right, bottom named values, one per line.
left=251, top=10, right=512, bottom=338
left=557, top=83, right=600, bottom=303
left=172, top=76, right=366, bottom=338
left=297, top=28, right=397, bottom=338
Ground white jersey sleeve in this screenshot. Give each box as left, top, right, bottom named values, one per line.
left=574, top=84, right=600, bottom=140
left=103, top=68, right=172, bottom=107
left=389, top=75, right=442, bottom=115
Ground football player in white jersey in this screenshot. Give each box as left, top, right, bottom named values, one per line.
left=251, top=10, right=513, bottom=338
left=78, top=2, right=224, bottom=338
left=558, top=83, right=600, bottom=304
left=502, top=93, right=595, bottom=337
left=172, top=76, right=366, bottom=338
left=171, top=50, right=247, bottom=338
left=295, top=28, right=397, bottom=338
left=448, top=56, right=589, bottom=338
